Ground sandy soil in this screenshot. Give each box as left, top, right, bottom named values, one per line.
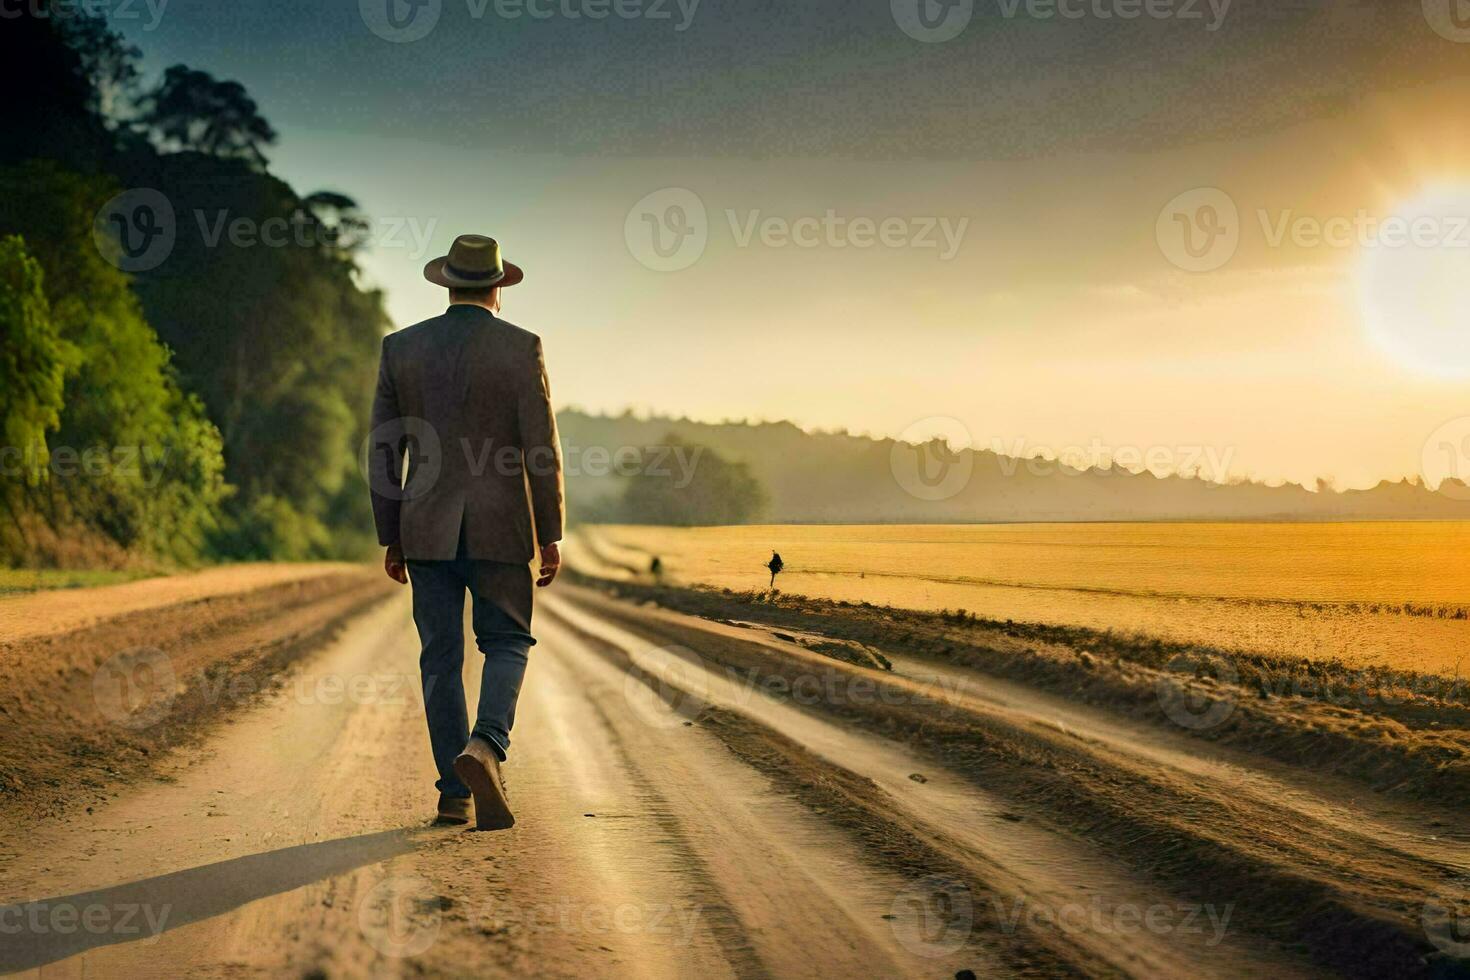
left=0, top=587, right=999, bottom=977
left=0, top=567, right=396, bottom=824
left=4, top=568, right=1469, bottom=977
left=0, top=562, right=363, bottom=644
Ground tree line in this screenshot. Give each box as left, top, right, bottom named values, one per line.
left=0, top=5, right=388, bottom=567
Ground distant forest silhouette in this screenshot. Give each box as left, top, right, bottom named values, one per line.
left=560, top=411, right=1470, bottom=525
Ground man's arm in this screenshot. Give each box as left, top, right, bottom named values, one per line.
left=519, top=336, right=564, bottom=585
left=368, top=336, right=407, bottom=583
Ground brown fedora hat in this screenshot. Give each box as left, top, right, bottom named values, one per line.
left=423, top=234, right=524, bottom=289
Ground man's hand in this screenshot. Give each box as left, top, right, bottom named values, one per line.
left=384, top=543, right=408, bottom=584
left=536, top=541, right=561, bottom=588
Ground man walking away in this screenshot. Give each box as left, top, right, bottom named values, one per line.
left=368, top=234, right=564, bottom=831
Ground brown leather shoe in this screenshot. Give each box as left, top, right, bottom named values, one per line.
left=434, top=794, right=471, bottom=826
left=453, top=735, right=515, bottom=831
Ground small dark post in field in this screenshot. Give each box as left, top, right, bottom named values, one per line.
left=766, top=551, right=784, bottom=589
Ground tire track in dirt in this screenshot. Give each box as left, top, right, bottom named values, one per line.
left=543, top=589, right=1319, bottom=978
left=548, top=583, right=1469, bottom=977
left=528, top=613, right=1003, bottom=977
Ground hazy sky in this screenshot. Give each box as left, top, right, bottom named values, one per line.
left=118, top=0, right=1470, bottom=489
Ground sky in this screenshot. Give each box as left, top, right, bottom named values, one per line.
left=115, top=0, right=1470, bottom=490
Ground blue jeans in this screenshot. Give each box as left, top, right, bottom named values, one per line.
left=407, top=556, right=535, bottom=798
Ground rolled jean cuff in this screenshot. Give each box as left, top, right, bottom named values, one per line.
left=473, top=727, right=510, bottom=761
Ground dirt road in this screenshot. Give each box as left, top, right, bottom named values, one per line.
left=0, top=563, right=364, bottom=645
left=3, top=573, right=1467, bottom=977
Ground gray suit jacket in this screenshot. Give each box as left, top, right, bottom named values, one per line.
left=369, top=304, right=564, bottom=562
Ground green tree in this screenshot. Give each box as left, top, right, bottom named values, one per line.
left=120, top=152, right=387, bottom=558
left=0, top=163, right=227, bottom=565
left=0, top=237, right=74, bottom=487
left=619, top=436, right=768, bottom=526
left=1, top=7, right=390, bottom=564
left=139, top=65, right=277, bottom=167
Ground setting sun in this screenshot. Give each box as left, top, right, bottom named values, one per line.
left=1358, top=183, right=1470, bottom=378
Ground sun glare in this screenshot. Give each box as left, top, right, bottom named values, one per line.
left=1357, top=184, right=1470, bottom=378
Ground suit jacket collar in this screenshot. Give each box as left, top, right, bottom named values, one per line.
left=446, top=304, right=496, bottom=321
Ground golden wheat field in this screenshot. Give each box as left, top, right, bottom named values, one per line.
left=581, top=522, right=1470, bottom=675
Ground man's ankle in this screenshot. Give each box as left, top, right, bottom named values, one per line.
left=469, top=731, right=506, bottom=761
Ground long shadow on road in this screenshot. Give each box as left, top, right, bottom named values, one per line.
left=0, top=827, right=427, bottom=973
